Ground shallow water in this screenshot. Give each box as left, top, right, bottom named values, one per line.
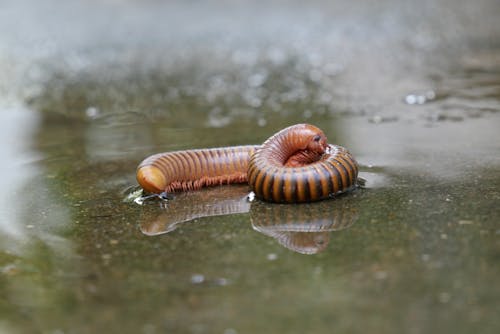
left=1, top=0, right=500, bottom=333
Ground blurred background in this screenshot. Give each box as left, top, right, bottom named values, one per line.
left=0, top=0, right=499, bottom=333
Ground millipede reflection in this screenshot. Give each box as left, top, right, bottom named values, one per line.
left=139, top=186, right=250, bottom=236
left=137, top=187, right=359, bottom=255
left=250, top=201, right=358, bottom=254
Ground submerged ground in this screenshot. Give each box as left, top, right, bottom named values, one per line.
left=0, top=0, right=499, bottom=333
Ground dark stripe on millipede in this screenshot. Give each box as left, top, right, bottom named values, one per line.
left=256, top=165, right=272, bottom=199
left=345, top=155, right=359, bottom=184
left=336, top=155, right=356, bottom=187
left=262, top=169, right=275, bottom=201
left=228, top=146, right=239, bottom=171
left=300, top=168, right=310, bottom=202
left=206, top=149, right=219, bottom=175
left=324, top=161, right=342, bottom=194
left=318, top=161, right=337, bottom=194
left=162, top=154, right=179, bottom=179
left=308, top=166, right=323, bottom=201
left=210, top=149, right=222, bottom=175
left=176, top=152, right=193, bottom=179
left=151, top=155, right=167, bottom=175
left=173, top=152, right=189, bottom=180
left=316, top=162, right=334, bottom=198
left=202, top=150, right=215, bottom=176
left=247, top=156, right=261, bottom=188
left=216, top=148, right=230, bottom=175
left=326, top=155, right=347, bottom=191
left=273, top=170, right=284, bottom=203
left=185, top=150, right=201, bottom=179
left=289, top=170, right=298, bottom=203
left=152, top=155, right=169, bottom=174
left=250, top=158, right=265, bottom=193
left=179, top=151, right=196, bottom=178
left=335, top=154, right=354, bottom=184
left=224, top=147, right=239, bottom=172
left=247, top=166, right=258, bottom=190
left=334, top=148, right=357, bottom=183
left=194, top=150, right=207, bottom=176
left=334, top=158, right=350, bottom=191
left=282, top=169, right=293, bottom=203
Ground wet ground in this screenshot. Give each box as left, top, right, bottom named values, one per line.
left=1, top=0, right=499, bottom=333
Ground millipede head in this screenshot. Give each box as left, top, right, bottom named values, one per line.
left=300, top=124, right=328, bottom=154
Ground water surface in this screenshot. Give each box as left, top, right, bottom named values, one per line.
left=0, top=0, right=499, bottom=333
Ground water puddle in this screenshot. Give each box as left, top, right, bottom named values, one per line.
left=249, top=201, right=358, bottom=254
left=135, top=185, right=359, bottom=255
left=1, top=0, right=499, bottom=333
left=138, top=186, right=251, bottom=236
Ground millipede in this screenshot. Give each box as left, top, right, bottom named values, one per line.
left=136, top=124, right=358, bottom=203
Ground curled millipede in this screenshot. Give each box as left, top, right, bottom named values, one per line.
left=136, top=124, right=358, bottom=203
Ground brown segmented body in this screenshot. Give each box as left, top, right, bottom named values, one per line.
left=136, top=124, right=358, bottom=203
left=137, top=145, right=258, bottom=194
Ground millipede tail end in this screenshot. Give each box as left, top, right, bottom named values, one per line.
left=137, top=165, right=167, bottom=194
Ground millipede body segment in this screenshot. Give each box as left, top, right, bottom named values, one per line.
left=137, top=146, right=258, bottom=194
left=136, top=124, right=358, bottom=203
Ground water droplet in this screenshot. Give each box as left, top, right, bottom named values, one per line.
left=215, top=278, right=230, bottom=286
left=404, top=90, right=436, bottom=105
left=85, top=107, right=100, bottom=119
left=267, top=253, right=278, bottom=261
left=1, top=264, right=20, bottom=275
left=190, top=274, right=205, bottom=284
left=404, top=94, right=420, bottom=105
left=369, top=115, right=398, bottom=124
left=370, top=115, right=383, bottom=124
left=458, top=220, right=474, bottom=225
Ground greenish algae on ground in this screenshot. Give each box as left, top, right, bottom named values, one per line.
left=1, top=0, right=500, bottom=333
